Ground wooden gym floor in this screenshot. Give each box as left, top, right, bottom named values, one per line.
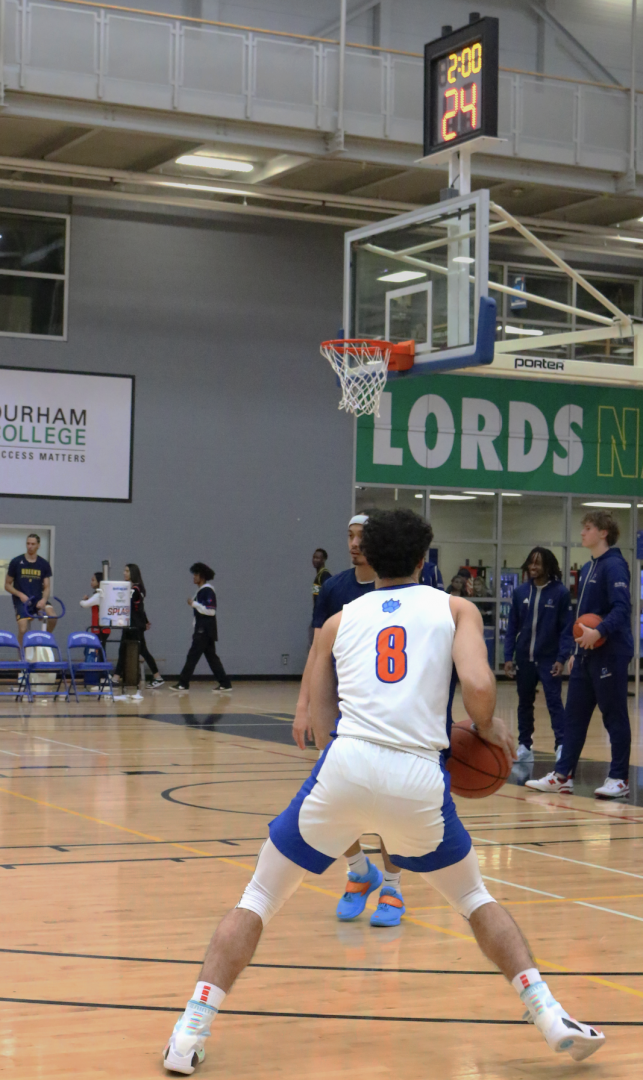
left=1, top=680, right=642, bottom=1078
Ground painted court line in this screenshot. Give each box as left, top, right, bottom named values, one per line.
left=473, top=836, right=643, bottom=881
left=10, top=733, right=107, bottom=756
left=482, top=874, right=643, bottom=924
left=1, top=785, right=642, bottom=1002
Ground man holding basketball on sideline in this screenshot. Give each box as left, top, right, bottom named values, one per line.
left=163, top=509, right=604, bottom=1075
left=527, top=510, right=632, bottom=799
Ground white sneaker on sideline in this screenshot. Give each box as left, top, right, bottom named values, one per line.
left=516, top=744, right=534, bottom=763
left=594, top=777, right=629, bottom=799
left=164, top=1000, right=215, bottom=1074
left=525, top=771, right=573, bottom=794
left=524, top=995, right=605, bottom=1061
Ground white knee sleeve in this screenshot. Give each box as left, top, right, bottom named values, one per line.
left=420, top=847, right=496, bottom=920
left=237, top=838, right=306, bottom=927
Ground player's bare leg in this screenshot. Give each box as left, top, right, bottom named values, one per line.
left=164, top=840, right=305, bottom=1075
left=424, top=851, right=604, bottom=1063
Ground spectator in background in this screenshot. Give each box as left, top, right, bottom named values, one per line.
left=114, top=563, right=164, bottom=690
left=504, top=548, right=572, bottom=763
left=311, top=549, right=332, bottom=642
left=171, top=562, right=232, bottom=694
left=527, top=512, right=632, bottom=800
left=472, top=575, right=494, bottom=626
left=79, top=571, right=111, bottom=653
left=4, top=533, right=56, bottom=644
left=446, top=569, right=471, bottom=596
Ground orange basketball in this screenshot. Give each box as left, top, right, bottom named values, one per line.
left=446, top=718, right=511, bottom=799
left=573, top=612, right=605, bottom=647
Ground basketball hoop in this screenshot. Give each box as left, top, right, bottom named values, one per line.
left=320, top=338, right=414, bottom=418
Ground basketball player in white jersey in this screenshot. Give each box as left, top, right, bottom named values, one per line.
left=163, top=509, right=605, bottom=1074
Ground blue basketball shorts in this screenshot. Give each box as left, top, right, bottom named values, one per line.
left=269, top=735, right=471, bottom=875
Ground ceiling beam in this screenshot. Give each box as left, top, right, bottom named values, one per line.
left=44, top=128, right=100, bottom=161
left=315, top=0, right=380, bottom=39
left=527, top=2, right=621, bottom=86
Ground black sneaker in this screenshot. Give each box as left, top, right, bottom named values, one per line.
left=213, top=685, right=232, bottom=693
left=170, top=683, right=189, bottom=692
left=149, top=678, right=165, bottom=689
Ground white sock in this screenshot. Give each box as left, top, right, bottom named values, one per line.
left=511, top=968, right=542, bottom=995
left=192, top=981, right=227, bottom=1011
left=383, top=869, right=402, bottom=891
left=346, top=850, right=369, bottom=877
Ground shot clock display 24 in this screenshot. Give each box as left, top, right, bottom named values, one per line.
left=423, top=17, right=499, bottom=156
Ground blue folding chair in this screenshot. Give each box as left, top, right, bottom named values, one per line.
left=0, top=631, right=32, bottom=702
left=23, top=630, right=70, bottom=701
left=67, top=632, right=115, bottom=701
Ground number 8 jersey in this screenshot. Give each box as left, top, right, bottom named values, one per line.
left=332, top=583, right=455, bottom=759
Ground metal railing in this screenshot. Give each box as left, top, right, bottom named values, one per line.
left=1, top=0, right=639, bottom=171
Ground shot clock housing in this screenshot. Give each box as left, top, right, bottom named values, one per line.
left=423, top=17, right=499, bottom=157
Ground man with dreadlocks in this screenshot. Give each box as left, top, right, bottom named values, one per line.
left=503, top=547, right=573, bottom=763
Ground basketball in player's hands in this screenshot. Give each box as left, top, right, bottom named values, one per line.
left=572, top=612, right=605, bottom=647
left=446, top=719, right=511, bottom=798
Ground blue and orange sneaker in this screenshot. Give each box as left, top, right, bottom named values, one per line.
left=336, top=859, right=383, bottom=921
left=370, top=886, right=405, bottom=927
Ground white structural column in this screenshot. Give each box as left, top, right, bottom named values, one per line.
left=336, top=0, right=348, bottom=150
left=631, top=0, right=638, bottom=181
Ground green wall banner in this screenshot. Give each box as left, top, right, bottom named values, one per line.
left=356, top=372, right=643, bottom=496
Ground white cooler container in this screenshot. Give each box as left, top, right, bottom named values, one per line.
left=99, top=581, right=132, bottom=627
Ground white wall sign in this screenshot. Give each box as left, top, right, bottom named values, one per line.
left=0, top=367, right=134, bottom=501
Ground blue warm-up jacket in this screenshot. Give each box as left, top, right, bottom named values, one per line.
left=574, top=546, right=633, bottom=658
left=504, top=578, right=573, bottom=665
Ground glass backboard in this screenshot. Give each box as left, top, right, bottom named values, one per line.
left=345, top=190, right=491, bottom=372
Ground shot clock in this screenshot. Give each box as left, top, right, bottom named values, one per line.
left=423, top=17, right=499, bottom=157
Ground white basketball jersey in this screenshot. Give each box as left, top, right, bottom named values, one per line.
left=332, top=584, right=455, bottom=759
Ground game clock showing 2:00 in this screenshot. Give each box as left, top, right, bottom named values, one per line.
left=424, top=18, right=499, bottom=156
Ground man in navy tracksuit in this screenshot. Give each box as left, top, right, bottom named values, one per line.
left=504, top=547, right=573, bottom=762
left=527, top=511, right=632, bottom=800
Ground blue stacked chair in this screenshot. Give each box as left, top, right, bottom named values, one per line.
left=0, top=631, right=32, bottom=702
left=67, top=632, right=115, bottom=701
left=23, top=630, right=70, bottom=701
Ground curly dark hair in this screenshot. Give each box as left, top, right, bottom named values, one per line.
left=521, top=546, right=562, bottom=581
left=190, top=561, right=215, bottom=581
left=361, top=509, right=433, bottom=579
left=581, top=510, right=619, bottom=546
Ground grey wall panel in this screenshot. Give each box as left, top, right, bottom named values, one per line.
left=0, top=202, right=352, bottom=677
left=181, top=26, right=246, bottom=96
left=29, top=4, right=97, bottom=73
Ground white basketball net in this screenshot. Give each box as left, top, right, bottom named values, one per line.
left=320, top=340, right=391, bottom=418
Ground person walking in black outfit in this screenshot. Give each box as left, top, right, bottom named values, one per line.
left=171, top=563, right=232, bottom=693
left=114, top=563, right=164, bottom=689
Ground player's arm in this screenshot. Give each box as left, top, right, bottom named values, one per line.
left=292, top=629, right=322, bottom=749
left=309, top=613, right=342, bottom=751
left=4, top=572, right=27, bottom=603
left=37, top=575, right=51, bottom=610
left=450, top=596, right=515, bottom=770
left=293, top=578, right=333, bottom=749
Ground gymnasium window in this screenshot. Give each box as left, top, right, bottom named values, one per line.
left=0, top=211, right=68, bottom=339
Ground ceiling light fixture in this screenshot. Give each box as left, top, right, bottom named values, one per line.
left=157, top=181, right=254, bottom=196
left=414, top=493, right=423, bottom=498
left=452, top=255, right=475, bottom=264
left=582, top=501, right=631, bottom=509
left=615, top=235, right=643, bottom=244
left=175, top=154, right=254, bottom=172
left=377, top=270, right=427, bottom=283
left=429, top=494, right=476, bottom=501
left=462, top=490, right=495, bottom=496
left=502, top=492, right=522, bottom=497
left=505, top=325, right=544, bottom=336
